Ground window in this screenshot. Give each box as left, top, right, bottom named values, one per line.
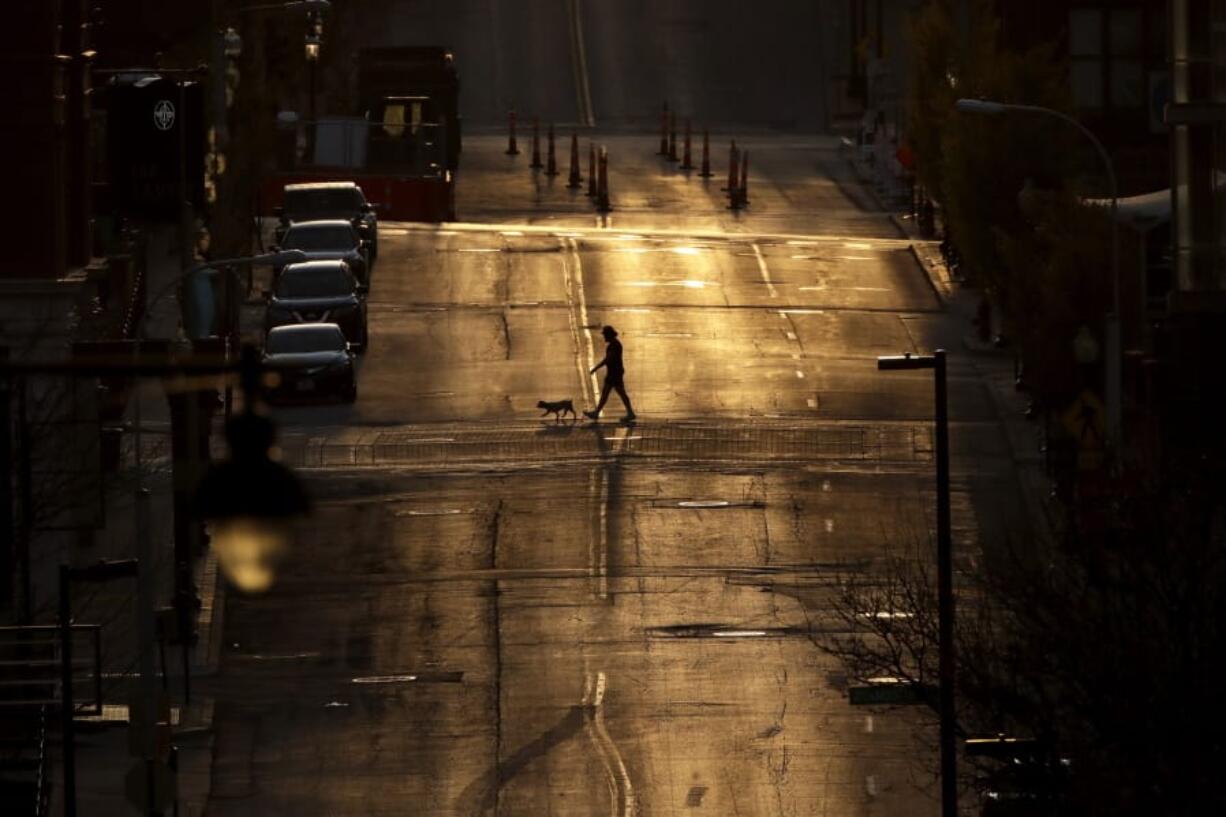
left=1069, top=7, right=1146, bottom=110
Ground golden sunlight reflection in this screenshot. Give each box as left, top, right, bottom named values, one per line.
left=209, top=518, right=290, bottom=593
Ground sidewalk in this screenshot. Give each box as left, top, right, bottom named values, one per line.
left=844, top=153, right=1061, bottom=546
left=31, top=225, right=224, bottom=817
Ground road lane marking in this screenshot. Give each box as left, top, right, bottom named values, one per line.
left=589, top=466, right=609, bottom=600
left=583, top=670, right=635, bottom=817
left=390, top=220, right=923, bottom=248
left=807, top=398, right=818, bottom=409
left=350, top=674, right=418, bottom=684
left=562, top=237, right=599, bottom=405
left=565, top=0, right=596, bottom=126
left=864, top=715, right=874, bottom=733
left=752, top=243, right=778, bottom=299
left=795, top=370, right=805, bottom=379
left=582, top=670, right=622, bottom=817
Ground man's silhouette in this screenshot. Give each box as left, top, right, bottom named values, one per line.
left=584, top=325, right=636, bottom=421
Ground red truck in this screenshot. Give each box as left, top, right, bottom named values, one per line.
left=262, top=47, right=460, bottom=222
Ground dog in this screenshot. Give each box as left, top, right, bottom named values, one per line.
left=537, top=398, right=576, bottom=422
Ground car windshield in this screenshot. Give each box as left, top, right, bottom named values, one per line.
left=266, top=328, right=345, bottom=355
left=284, top=188, right=365, bottom=217
left=276, top=266, right=352, bottom=298
left=283, top=225, right=358, bottom=251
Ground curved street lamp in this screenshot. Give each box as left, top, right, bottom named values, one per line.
left=954, top=98, right=1121, bottom=458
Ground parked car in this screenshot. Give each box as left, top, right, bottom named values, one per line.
left=275, top=181, right=378, bottom=261
left=273, top=220, right=370, bottom=288
left=262, top=324, right=357, bottom=403
left=264, top=260, right=368, bottom=350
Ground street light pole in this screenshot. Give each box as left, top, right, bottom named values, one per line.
left=878, top=350, right=956, bottom=817
left=954, top=98, right=1121, bottom=458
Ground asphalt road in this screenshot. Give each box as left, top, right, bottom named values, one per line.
left=359, top=1, right=836, bottom=128
left=204, top=131, right=1027, bottom=817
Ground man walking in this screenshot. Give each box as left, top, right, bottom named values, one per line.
left=584, top=325, right=636, bottom=421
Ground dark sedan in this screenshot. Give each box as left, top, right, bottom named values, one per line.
left=263, top=324, right=357, bottom=404
left=264, top=260, right=368, bottom=350
left=275, top=181, right=378, bottom=261
left=275, top=220, right=370, bottom=288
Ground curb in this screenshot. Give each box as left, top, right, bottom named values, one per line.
left=907, top=243, right=946, bottom=307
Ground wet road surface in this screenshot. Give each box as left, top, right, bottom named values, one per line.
left=204, top=133, right=1025, bottom=817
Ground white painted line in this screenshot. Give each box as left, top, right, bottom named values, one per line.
left=562, top=237, right=599, bottom=405
left=824, top=518, right=834, bottom=532
left=752, top=242, right=778, bottom=299
left=351, top=674, right=418, bottom=685
left=379, top=228, right=409, bottom=236
left=865, top=775, right=878, bottom=797
left=589, top=466, right=609, bottom=601
left=864, top=715, right=874, bottom=733
left=385, top=220, right=921, bottom=249
left=583, top=669, right=635, bottom=817
left=807, top=398, right=818, bottom=409
left=711, top=630, right=769, bottom=638
left=786, top=331, right=797, bottom=340
left=795, top=370, right=805, bottom=379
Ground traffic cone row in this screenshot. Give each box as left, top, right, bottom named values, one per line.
left=651, top=103, right=724, bottom=190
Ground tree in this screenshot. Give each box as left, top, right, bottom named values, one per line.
left=813, top=471, right=1226, bottom=816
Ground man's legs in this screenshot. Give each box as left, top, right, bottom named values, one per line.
left=612, top=380, right=634, bottom=418
left=585, top=379, right=614, bottom=418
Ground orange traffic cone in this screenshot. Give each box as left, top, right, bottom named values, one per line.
left=545, top=123, right=559, bottom=176
left=657, top=101, right=669, bottom=155
left=567, top=133, right=582, bottom=189
left=506, top=109, right=519, bottom=155
left=723, top=140, right=739, bottom=191
left=530, top=118, right=542, bottom=169
left=738, top=149, right=750, bottom=207
left=596, top=147, right=611, bottom=212
left=587, top=142, right=597, bottom=196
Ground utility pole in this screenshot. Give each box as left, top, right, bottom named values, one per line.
left=877, top=350, right=956, bottom=817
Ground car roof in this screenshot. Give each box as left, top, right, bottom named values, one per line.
left=280, top=259, right=351, bottom=274
left=267, top=323, right=345, bottom=337
left=284, top=182, right=360, bottom=192
left=283, top=219, right=355, bottom=230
